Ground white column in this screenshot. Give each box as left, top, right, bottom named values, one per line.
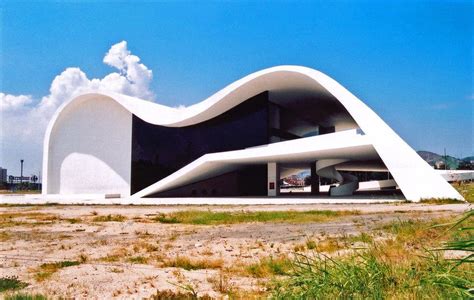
left=267, top=162, right=280, bottom=196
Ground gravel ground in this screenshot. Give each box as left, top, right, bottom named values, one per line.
left=0, top=203, right=470, bottom=298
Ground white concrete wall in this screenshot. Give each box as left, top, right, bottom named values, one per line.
left=45, top=97, right=132, bottom=196
left=42, top=66, right=463, bottom=201
left=437, top=170, right=474, bottom=182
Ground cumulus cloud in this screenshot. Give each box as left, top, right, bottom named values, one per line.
left=0, top=41, right=155, bottom=175
left=0, top=93, right=33, bottom=112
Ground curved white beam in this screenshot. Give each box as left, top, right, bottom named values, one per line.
left=43, top=65, right=464, bottom=201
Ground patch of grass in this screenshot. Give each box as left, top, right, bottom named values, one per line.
left=100, top=247, right=129, bottom=262
left=313, top=237, right=345, bottom=253
left=201, top=248, right=213, bottom=256
left=378, top=218, right=442, bottom=246
left=133, top=241, right=159, bottom=253
left=0, top=212, right=60, bottom=227
left=134, top=229, right=151, bottom=236
left=374, top=218, right=455, bottom=265
left=127, top=256, right=148, bottom=264
left=153, top=210, right=358, bottom=225
left=92, top=214, right=126, bottom=222
left=0, top=276, right=28, bottom=292
left=154, top=214, right=180, bottom=224
left=293, top=243, right=305, bottom=252
left=245, top=256, right=292, bottom=278
left=273, top=252, right=394, bottom=299
left=453, top=182, right=474, bottom=203
left=207, top=271, right=233, bottom=294
left=348, top=232, right=373, bottom=244
left=164, top=256, right=223, bottom=270
left=151, top=289, right=212, bottom=300
left=420, top=198, right=465, bottom=204
left=78, top=253, right=88, bottom=263
left=65, top=218, right=81, bottom=224
left=4, top=294, right=47, bottom=300
left=273, top=248, right=473, bottom=299
left=110, top=267, right=124, bottom=273
left=207, top=271, right=268, bottom=298
left=305, top=239, right=317, bottom=250
left=0, top=231, right=11, bottom=241
left=34, top=260, right=81, bottom=282
left=271, top=211, right=474, bottom=299
left=100, top=254, right=121, bottom=262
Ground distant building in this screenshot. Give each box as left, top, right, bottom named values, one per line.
left=283, top=175, right=305, bottom=186
left=435, top=161, right=446, bottom=170
left=0, top=167, right=7, bottom=183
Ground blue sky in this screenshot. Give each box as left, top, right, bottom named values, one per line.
left=1, top=0, right=472, bottom=176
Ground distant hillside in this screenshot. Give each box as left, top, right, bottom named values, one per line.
left=417, top=151, right=443, bottom=165
left=417, top=151, right=474, bottom=169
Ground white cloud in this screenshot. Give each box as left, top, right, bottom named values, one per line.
left=0, top=41, right=155, bottom=176
left=0, top=93, right=33, bottom=112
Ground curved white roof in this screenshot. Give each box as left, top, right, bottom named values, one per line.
left=43, top=65, right=464, bottom=201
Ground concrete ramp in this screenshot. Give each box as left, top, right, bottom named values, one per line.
left=316, top=159, right=359, bottom=196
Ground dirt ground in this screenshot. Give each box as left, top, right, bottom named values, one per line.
left=0, top=203, right=470, bottom=299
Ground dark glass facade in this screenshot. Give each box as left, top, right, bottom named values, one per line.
left=131, top=92, right=270, bottom=195
left=148, top=166, right=267, bottom=197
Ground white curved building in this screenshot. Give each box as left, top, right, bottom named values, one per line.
left=42, top=66, right=464, bottom=202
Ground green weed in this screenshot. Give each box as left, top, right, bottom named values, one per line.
left=245, top=256, right=292, bottom=278
left=92, top=214, right=126, bottom=222
left=0, top=276, right=28, bottom=292
left=271, top=211, right=474, bottom=299
left=127, top=256, right=148, bottom=264
left=153, top=210, right=358, bottom=225
left=34, top=260, right=81, bottom=282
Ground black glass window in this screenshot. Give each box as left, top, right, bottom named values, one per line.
left=148, top=165, right=267, bottom=197
left=131, top=92, right=269, bottom=194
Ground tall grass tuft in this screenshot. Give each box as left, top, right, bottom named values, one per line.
left=272, top=210, right=473, bottom=299
left=272, top=252, right=397, bottom=299
left=428, top=209, right=473, bottom=297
